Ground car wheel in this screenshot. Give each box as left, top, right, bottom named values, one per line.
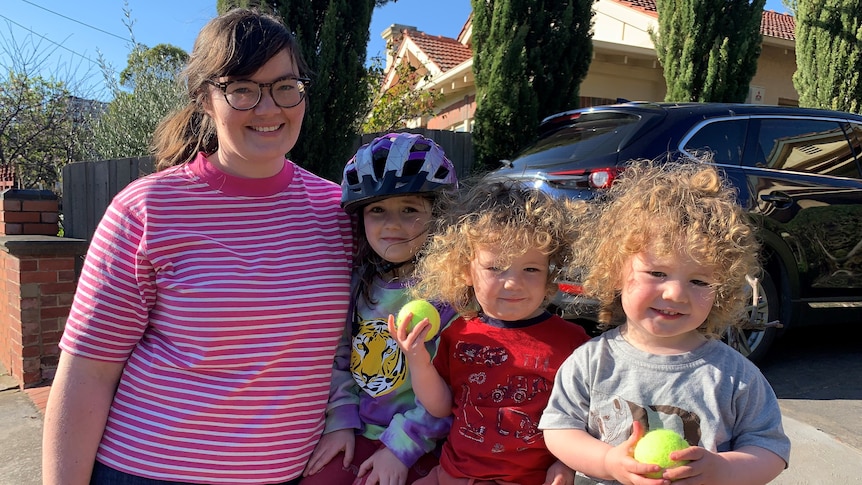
left=723, top=268, right=780, bottom=363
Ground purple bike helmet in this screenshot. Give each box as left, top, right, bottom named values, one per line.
left=341, top=132, right=458, bottom=213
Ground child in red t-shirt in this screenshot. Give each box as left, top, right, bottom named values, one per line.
left=391, top=181, right=591, bottom=485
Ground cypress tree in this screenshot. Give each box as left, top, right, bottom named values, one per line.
left=653, top=0, right=765, bottom=102
left=793, top=0, right=862, bottom=113
left=471, top=0, right=594, bottom=170
left=217, top=0, right=390, bottom=181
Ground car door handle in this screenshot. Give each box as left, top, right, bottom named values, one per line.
left=760, top=193, right=793, bottom=207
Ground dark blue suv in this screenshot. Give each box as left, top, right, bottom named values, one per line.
left=486, top=102, right=862, bottom=362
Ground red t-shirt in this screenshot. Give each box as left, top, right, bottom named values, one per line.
left=433, top=312, right=590, bottom=484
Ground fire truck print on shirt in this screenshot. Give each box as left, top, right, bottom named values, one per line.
left=453, top=340, right=549, bottom=449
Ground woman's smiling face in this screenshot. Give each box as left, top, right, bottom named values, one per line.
left=204, top=49, right=305, bottom=178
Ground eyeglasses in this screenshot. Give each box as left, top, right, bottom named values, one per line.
left=206, top=76, right=311, bottom=110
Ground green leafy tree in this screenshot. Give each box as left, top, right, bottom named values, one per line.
left=91, top=43, right=188, bottom=159
left=653, top=0, right=765, bottom=103
left=470, top=0, right=594, bottom=170
left=0, top=28, right=97, bottom=190
left=792, top=0, right=862, bottom=113
left=120, top=44, right=189, bottom=89
left=218, top=0, right=393, bottom=181
left=361, top=55, right=441, bottom=134
left=0, top=73, right=75, bottom=189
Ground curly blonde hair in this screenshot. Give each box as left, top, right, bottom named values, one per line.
left=571, top=158, right=759, bottom=337
left=411, top=180, right=587, bottom=317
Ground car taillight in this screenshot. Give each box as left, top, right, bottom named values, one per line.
left=587, top=168, right=620, bottom=189
left=541, top=112, right=582, bottom=126
left=547, top=167, right=621, bottom=190
left=551, top=113, right=582, bottom=124
left=557, top=282, right=584, bottom=295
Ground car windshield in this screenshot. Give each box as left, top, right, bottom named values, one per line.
left=509, top=112, right=642, bottom=170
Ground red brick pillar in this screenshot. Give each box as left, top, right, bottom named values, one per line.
left=0, top=189, right=88, bottom=389
left=0, top=237, right=88, bottom=388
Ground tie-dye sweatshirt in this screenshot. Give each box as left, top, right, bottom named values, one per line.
left=324, top=276, right=457, bottom=467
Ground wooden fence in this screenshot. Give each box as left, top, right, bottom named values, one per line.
left=61, top=156, right=154, bottom=241
left=62, top=130, right=474, bottom=243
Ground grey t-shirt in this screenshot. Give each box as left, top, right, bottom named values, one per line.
left=539, top=327, right=790, bottom=484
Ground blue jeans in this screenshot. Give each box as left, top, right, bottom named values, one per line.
left=91, top=461, right=302, bottom=485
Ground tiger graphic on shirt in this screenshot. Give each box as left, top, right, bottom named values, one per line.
left=351, top=317, right=407, bottom=397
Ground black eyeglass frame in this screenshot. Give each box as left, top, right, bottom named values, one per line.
left=206, top=77, right=311, bottom=111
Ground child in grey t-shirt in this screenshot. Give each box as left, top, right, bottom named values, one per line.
left=539, top=159, right=790, bottom=485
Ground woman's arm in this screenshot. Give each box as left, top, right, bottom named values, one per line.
left=42, top=351, right=124, bottom=485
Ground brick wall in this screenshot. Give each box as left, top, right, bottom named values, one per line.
left=0, top=189, right=60, bottom=236
left=0, top=189, right=87, bottom=389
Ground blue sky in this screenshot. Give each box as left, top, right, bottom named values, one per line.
left=1, top=0, right=787, bottom=99
left=0, top=0, right=472, bottom=98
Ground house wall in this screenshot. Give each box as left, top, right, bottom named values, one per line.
left=580, top=45, right=798, bottom=106
left=586, top=0, right=798, bottom=106
left=593, top=0, right=656, bottom=48
left=751, top=43, right=799, bottom=105
left=428, top=95, right=475, bottom=131
left=581, top=60, right=667, bottom=103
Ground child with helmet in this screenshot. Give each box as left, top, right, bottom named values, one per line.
left=301, top=133, right=459, bottom=485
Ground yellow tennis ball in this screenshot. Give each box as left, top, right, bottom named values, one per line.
left=633, top=429, right=690, bottom=479
left=396, top=300, right=441, bottom=342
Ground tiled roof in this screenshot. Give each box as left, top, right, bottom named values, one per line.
left=403, top=30, right=472, bottom=72
left=761, top=9, right=796, bottom=40
left=613, top=0, right=796, bottom=40
left=618, top=0, right=660, bottom=15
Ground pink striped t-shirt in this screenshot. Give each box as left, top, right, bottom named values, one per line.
left=60, top=152, right=353, bottom=484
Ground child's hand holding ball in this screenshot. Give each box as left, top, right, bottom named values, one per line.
left=395, top=300, right=441, bottom=342
left=634, top=428, right=690, bottom=479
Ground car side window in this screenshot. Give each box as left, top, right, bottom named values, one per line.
left=751, top=118, right=861, bottom=179
left=683, top=119, right=747, bottom=165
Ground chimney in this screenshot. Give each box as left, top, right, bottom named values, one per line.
left=380, top=24, right=419, bottom=70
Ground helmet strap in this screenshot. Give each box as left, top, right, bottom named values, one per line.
left=378, top=259, right=410, bottom=275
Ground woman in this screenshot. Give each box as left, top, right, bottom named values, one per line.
left=42, top=9, right=354, bottom=485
